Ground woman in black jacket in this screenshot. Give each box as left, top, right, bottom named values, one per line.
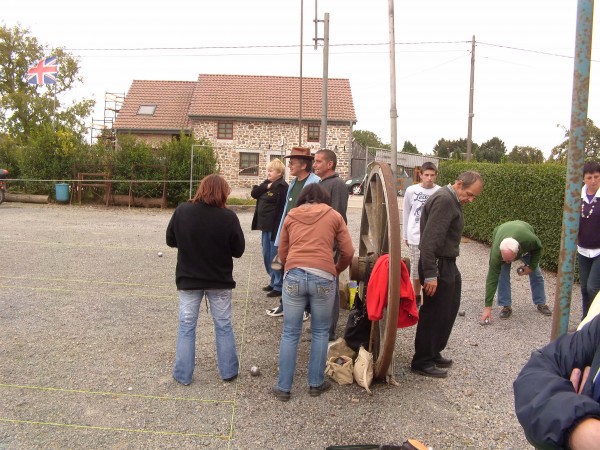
left=166, top=174, right=245, bottom=385
left=251, top=158, right=288, bottom=297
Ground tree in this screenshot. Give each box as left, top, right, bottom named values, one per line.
left=475, top=137, right=507, bottom=163
left=433, top=138, right=473, bottom=159
left=401, top=140, right=420, bottom=154
left=507, top=146, right=544, bottom=164
left=352, top=129, right=390, bottom=150
left=548, top=118, right=600, bottom=163
left=0, top=24, right=94, bottom=143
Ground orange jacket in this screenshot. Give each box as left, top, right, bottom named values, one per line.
left=366, top=254, right=419, bottom=328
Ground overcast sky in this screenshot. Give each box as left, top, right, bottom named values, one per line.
left=3, top=0, right=599, bottom=157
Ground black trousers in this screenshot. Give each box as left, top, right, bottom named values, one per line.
left=412, top=257, right=462, bottom=370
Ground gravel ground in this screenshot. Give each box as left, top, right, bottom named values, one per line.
left=0, top=200, right=584, bottom=449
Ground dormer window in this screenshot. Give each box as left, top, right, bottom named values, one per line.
left=137, top=105, right=157, bottom=115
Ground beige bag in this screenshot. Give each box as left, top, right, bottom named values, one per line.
left=353, top=345, right=374, bottom=395
left=327, top=337, right=357, bottom=361
left=325, top=355, right=354, bottom=385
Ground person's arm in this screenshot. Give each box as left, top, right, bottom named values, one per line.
left=402, top=189, right=411, bottom=242
left=334, top=218, right=355, bottom=274
left=250, top=179, right=269, bottom=199
left=278, top=219, right=290, bottom=266
left=514, top=315, right=600, bottom=449
left=166, top=209, right=177, bottom=248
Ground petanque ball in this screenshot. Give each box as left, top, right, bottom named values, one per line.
left=158, top=252, right=163, bottom=257
left=458, top=310, right=465, bottom=316
left=250, top=366, right=260, bottom=376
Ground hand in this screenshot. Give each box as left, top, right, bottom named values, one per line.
left=422, top=279, right=437, bottom=297
left=570, top=366, right=590, bottom=394
left=481, top=306, right=492, bottom=324
left=569, top=418, right=600, bottom=450
left=518, top=265, right=533, bottom=276
left=267, top=182, right=273, bottom=189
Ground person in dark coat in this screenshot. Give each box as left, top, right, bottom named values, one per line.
left=514, top=313, right=600, bottom=449
left=166, top=174, right=245, bottom=385
left=251, top=158, right=288, bottom=296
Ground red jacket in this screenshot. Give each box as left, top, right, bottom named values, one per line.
left=366, top=254, right=418, bottom=328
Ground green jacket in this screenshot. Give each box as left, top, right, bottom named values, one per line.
left=484, top=220, right=543, bottom=307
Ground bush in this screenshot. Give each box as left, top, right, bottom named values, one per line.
left=439, top=161, right=566, bottom=273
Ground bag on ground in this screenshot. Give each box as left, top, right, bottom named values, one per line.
left=325, top=355, right=354, bottom=385
left=353, top=345, right=374, bottom=395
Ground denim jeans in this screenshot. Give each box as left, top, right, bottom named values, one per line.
left=173, top=289, right=239, bottom=384
left=261, top=231, right=282, bottom=291
left=277, top=268, right=335, bottom=392
left=497, top=253, right=546, bottom=307
left=578, top=253, right=600, bottom=319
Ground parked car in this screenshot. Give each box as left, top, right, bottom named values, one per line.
left=345, top=167, right=412, bottom=196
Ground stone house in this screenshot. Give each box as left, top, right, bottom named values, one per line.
left=113, top=74, right=357, bottom=189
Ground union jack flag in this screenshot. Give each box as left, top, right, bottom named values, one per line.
left=27, top=56, right=59, bottom=85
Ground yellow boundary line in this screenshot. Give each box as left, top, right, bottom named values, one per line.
left=0, top=418, right=228, bottom=439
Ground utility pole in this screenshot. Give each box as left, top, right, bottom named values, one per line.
left=299, top=0, right=304, bottom=146
left=317, top=12, right=329, bottom=150
left=466, top=35, right=475, bottom=161
left=388, top=0, right=398, bottom=178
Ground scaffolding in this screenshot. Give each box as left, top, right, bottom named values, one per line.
left=90, top=92, right=124, bottom=147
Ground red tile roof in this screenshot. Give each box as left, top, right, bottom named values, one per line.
left=188, top=74, right=356, bottom=122
left=114, top=74, right=356, bottom=132
left=113, top=80, right=196, bottom=131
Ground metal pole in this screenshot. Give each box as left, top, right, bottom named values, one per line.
left=388, top=0, right=398, bottom=178
left=466, top=35, right=475, bottom=161
left=299, top=0, right=304, bottom=146
left=320, top=13, right=329, bottom=149
left=551, top=0, right=593, bottom=340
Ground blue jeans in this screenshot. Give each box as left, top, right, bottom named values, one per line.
left=173, top=289, right=239, bottom=384
left=497, top=254, right=546, bottom=307
left=277, top=268, right=335, bottom=392
left=261, top=231, right=282, bottom=291
left=578, top=252, right=600, bottom=319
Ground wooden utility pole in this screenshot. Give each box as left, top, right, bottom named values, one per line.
left=388, top=0, right=398, bottom=177
left=466, top=35, right=475, bottom=161
left=299, top=0, right=304, bottom=146
left=319, top=13, right=330, bottom=149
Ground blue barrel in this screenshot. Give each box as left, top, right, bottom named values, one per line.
left=55, top=183, right=70, bottom=203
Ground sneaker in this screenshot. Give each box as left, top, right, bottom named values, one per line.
left=537, top=304, right=552, bottom=316
left=266, top=290, right=282, bottom=298
left=309, top=380, right=332, bottom=397
left=272, top=387, right=291, bottom=401
left=262, top=285, right=274, bottom=292
left=266, top=305, right=284, bottom=317
left=499, top=306, right=512, bottom=320
left=303, top=311, right=311, bottom=322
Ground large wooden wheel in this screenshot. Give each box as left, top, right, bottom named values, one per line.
left=349, top=162, right=401, bottom=380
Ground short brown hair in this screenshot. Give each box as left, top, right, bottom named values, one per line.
left=191, top=174, right=230, bottom=208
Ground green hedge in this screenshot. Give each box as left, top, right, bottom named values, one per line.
left=438, top=162, right=567, bottom=273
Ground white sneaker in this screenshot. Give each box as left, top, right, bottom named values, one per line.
left=303, top=311, right=310, bottom=322
left=266, top=305, right=284, bottom=317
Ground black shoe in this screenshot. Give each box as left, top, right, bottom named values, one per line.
left=433, top=356, right=453, bottom=368
left=223, top=374, right=238, bottom=382
left=411, top=366, right=448, bottom=378
left=272, top=387, right=291, bottom=401
left=309, top=380, right=332, bottom=397
left=266, top=290, right=282, bottom=298
left=262, top=285, right=274, bottom=292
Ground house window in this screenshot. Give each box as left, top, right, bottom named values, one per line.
left=239, top=153, right=259, bottom=176
left=137, top=105, right=156, bottom=115
left=307, top=124, right=320, bottom=142
left=218, top=121, right=233, bottom=139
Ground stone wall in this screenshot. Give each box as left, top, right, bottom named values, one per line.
left=191, top=119, right=353, bottom=189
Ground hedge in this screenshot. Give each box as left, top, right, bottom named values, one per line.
left=438, top=161, right=568, bottom=274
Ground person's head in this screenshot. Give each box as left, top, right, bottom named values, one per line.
left=583, top=160, right=600, bottom=193
left=313, top=149, right=337, bottom=178
left=499, top=237, right=520, bottom=263
left=451, top=171, right=483, bottom=204
left=284, top=147, right=313, bottom=178
left=296, top=183, right=331, bottom=207
left=419, top=162, right=438, bottom=189
left=267, top=158, right=285, bottom=182
left=191, top=174, right=230, bottom=208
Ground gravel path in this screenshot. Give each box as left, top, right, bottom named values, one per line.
left=0, top=201, right=584, bottom=449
